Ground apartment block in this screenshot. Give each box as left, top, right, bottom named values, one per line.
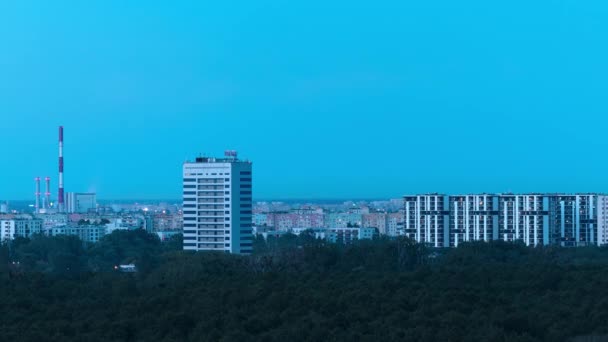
left=182, top=153, right=253, bottom=254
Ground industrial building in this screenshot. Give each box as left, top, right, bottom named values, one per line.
left=65, top=192, right=97, bottom=213
left=182, top=151, right=253, bottom=254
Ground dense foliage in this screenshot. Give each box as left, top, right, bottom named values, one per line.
left=1, top=230, right=608, bottom=341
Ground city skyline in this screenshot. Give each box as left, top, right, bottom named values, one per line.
left=2, top=1, right=608, bottom=199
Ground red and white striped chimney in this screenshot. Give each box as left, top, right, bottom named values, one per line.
left=58, top=126, right=65, bottom=212
left=35, top=177, right=41, bottom=213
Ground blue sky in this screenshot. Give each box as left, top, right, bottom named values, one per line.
left=1, top=0, right=607, bottom=200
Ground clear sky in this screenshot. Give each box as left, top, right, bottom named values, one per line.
left=1, top=1, right=607, bottom=200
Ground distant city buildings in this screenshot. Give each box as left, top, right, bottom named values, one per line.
left=182, top=152, right=253, bottom=254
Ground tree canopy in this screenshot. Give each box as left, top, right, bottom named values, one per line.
left=1, top=232, right=608, bottom=341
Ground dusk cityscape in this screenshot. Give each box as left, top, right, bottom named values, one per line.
left=2, top=1, right=608, bottom=341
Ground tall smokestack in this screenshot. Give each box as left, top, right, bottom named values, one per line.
left=45, top=177, right=51, bottom=209
left=35, top=177, right=41, bottom=213
left=58, top=126, right=65, bottom=212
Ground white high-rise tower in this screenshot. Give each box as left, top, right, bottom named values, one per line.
left=182, top=151, right=253, bottom=254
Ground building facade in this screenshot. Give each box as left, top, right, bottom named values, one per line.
left=403, top=195, right=450, bottom=248
left=182, top=153, right=253, bottom=254
left=66, top=192, right=97, bottom=213
left=498, top=194, right=550, bottom=246
left=404, top=193, right=605, bottom=248
left=450, top=195, right=499, bottom=247
left=597, top=196, right=608, bottom=246
left=51, top=225, right=105, bottom=243
left=549, top=195, right=597, bottom=247
left=0, top=220, right=15, bottom=242
left=14, top=219, right=44, bottom=238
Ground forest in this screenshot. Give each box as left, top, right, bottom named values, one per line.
left=1, top=230, right=608, bottom=341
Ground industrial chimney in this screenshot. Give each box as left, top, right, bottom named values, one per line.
left=58, top=126, right=65, bottom=212
left=35, top=177, right=41, bottom=213
left=45, top=177, right=51, bottom=209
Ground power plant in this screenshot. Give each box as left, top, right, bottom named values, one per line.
left=30, top=126, right=97, bottom=214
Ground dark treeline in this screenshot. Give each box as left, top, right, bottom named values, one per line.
left=1, top=230, right=608, bottom=341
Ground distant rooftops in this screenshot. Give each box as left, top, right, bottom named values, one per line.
left=185, top=150, right=251, bottom=164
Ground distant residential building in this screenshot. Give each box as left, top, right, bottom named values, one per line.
left=363, top=213, right=388, bottom=235
left=597, top=196, right=608, bottom=246
left=105, top=217, right=143, bottom=234
left=498, top=194, right=550, bottom=246
left=37, top=213, right=68, bottom=230
left=144, top=216, right=154, bottom=233
left=403, top=195, right=450, bottom=248
left=387, top=212, right=403, bottom=237
left=14, top=219, right=44, bottom=238
left=66, top=192, right=97, bottom=213
left=0, top=220, right=15, bottom=242
left=253, top=213, right=270, bottom=227
left=269, top=210, right=325, bottom=230
left=549, top=194, right=597, bottom=247
left=450, top=195, right=499, bottom=247
left=403, top=193, right=606, bottom=248
left=289, top=227, right=328, bottom=239
left=153, top=213, right=182, bottom=231
left=359, top=227, right=378, bottom=240
left=51, top=225, right=105, bottom=243
left=0, top=219, right=44, bottom=241
left=325, top=212, right=363, bottom=229
left=326, top=227, right=378, bottom=244
left=182, top=153, right=253, bottom=254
